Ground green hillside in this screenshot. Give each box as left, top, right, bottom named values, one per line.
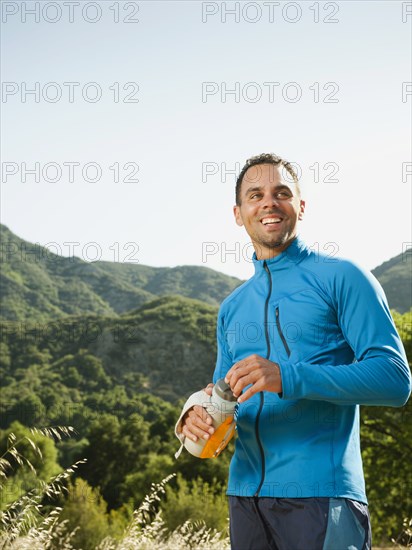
left=0, top=294, right=218, bottom=407
left=372, top=251, right=412, bottom=313
left=1, top=224, right=410, bottom=320
left=0, top=293, right=224, bottom=504
left=0, top=224, right=242, bottom=321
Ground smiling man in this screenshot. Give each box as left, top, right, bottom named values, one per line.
left=233, top=159, right=305, bottom=260
left=178, top=153, right=411, bottom=550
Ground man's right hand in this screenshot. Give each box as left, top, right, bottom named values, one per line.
left=181, top=383, right=215, bottom=442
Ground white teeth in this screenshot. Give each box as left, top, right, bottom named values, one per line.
left=262, top=218, right=281, bottom=225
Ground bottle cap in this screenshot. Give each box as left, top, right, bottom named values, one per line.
left=214, top=379, right=237, bottom=402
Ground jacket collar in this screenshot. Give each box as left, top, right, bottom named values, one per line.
left=252, top=235, right=308, bottom=274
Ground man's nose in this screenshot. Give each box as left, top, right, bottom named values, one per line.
left=262, top=192, right=280, bottom=208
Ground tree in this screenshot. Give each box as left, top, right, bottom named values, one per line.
left=59, top=478, right=111, bottom=550
left=161, top=474, right=229, bottom=534
left=81, top=412, right=151, bottom=508
left=0, top=421, right=61, bottom=509
left=361, top=310, right=412, bottom=544
left=120, top=453, right=175, bottom=506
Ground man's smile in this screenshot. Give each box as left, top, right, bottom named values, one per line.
left=260, top=216, right=283, bottom=226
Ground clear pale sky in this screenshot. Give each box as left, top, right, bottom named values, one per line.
left=1, top=1, right=411, bottom=280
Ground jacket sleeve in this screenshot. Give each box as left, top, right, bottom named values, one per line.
left=279, top=261, right=411, bottom=406
left=213, top=306, right=233, bottom=384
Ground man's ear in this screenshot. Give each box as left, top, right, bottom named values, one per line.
left=233, top=205, right=244, bottom=227
left=298, top=200, right=306, bottom=220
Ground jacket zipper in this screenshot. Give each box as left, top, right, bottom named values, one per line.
left=254, top=261, right=273, bottom=497
left=275, top=307, right=291, bottom=357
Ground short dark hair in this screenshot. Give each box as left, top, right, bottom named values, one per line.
left=235, top=153, right=300, bottom=205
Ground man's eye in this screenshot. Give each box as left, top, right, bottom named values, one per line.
left=250, top=193, right=261, bottom=199
left=276, top=192, right=291, bottom=199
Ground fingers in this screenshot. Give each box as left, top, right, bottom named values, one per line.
left=182, top=405, right=215, bottom=442
left=204, top=383, right=214, bottom=396
left=231, top=371, right=261, bottom=402
left=237, top=379, right=263, bottom=403
left=225, top=355, right=254, bottom=383
left=224, top=355, right=282, bottom=402
left=225, top=355, right=259, bottom=396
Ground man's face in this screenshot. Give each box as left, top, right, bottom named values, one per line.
left=234, top=163, right=305, bottom=260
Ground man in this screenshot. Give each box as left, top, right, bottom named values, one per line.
left=178, top=153, right=411, bottom=549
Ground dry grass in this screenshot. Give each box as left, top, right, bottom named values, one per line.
left=0, top=432, right=230, bottom=549
left=1, top=427, right=410, bottom=549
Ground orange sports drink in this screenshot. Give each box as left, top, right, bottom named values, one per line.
left=183, top=379, right=237, bottom=459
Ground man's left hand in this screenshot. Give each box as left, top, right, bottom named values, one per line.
left=225, top=354, right=282, bottom=403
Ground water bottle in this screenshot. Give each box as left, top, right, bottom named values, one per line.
left=184, top=378, right=237, bottom=459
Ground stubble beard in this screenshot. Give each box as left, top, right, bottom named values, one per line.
left=252, top=226, right=296, bottom=257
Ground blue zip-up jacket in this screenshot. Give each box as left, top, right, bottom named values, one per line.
left=213, top=236, right=411, bottom=503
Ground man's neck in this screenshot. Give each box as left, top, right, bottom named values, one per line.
left=253, top=236, right=297, bottom=261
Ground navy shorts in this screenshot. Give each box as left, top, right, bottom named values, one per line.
left=229, top=496, right=371, bottom=550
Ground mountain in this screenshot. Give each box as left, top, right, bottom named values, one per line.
left=372, top=251, right=412, bottom=314
left=0, top=224, right=410, bottom=320
left=0, top=294, right=218, bottom=407
left=0, top=224, right=242, bottom=321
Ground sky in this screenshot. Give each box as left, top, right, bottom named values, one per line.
left=1, top=0, right=411, bottom=280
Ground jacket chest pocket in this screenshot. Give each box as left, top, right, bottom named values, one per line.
left=275, top=306, right=291, bottom=358
left=272, top=291, right=338, bottom=363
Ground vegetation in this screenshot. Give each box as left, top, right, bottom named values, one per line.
left=0, top=224, right=242, bottom=321
left=0, top=430, right=230, bottom=549
left=361, top=310, right=412, bottom=545
left=372, top=252, right=412, bottom=314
